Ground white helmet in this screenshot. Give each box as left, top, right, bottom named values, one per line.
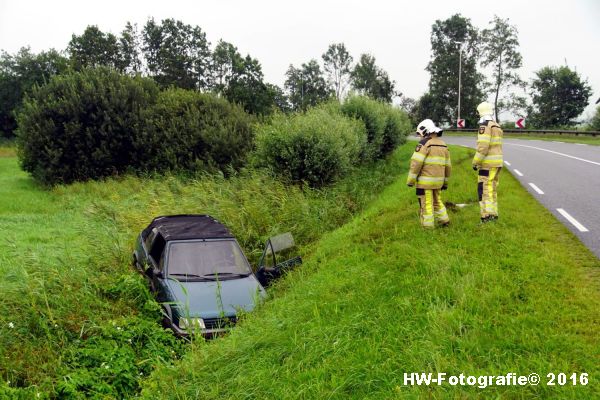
left=477, top=102, right=494, bottom=117
left=416, top=119, right=441, bottom=137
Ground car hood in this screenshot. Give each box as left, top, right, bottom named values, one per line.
left=165, top=275, right=266, bottom=319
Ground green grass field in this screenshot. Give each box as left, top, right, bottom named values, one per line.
left=445, top=131, right=600, bottom=145
left=0, top=147, right=407, bottom=398
left=140, top=146, right=600, bottom=399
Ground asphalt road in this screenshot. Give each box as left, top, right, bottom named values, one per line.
left=437, top=135, right=600, bottom=259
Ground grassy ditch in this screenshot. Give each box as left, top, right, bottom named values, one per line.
left=141, top=145, right=600, bottom=399
left=0, top=146, right=407, bottom=398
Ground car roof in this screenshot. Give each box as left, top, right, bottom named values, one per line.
left=142, top=214, right=235, bottom=241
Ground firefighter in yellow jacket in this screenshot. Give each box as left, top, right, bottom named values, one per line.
left=407, top=119, right=451, bottom=228
left=472, top=102, right=503, bottom=222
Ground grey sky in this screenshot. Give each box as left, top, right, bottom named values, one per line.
left=1, top=0, right=599, bottom=120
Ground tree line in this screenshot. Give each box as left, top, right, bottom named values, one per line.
left=1, top=15, right=597, bottom=139
left=0, top=18, right=398, bottom=138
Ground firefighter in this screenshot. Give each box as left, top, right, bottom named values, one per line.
left=407, top=119, right=451, bottom=228
left=472, top=102, right=503, bottom=222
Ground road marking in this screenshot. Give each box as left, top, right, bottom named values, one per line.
left=513, top=169, right=524, bottom=176
left=554, top=141, right=564, bottom=143
left=556, top=208, right=589, bottom=232
left=528, top=183, right=544, bottom=194
left=504, top=143, right=600, bottom=166
left=504, top=161, right=511, bottom=166
left=575, top=143, right=587, bottom=146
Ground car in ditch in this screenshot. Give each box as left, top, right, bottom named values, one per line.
left=132, top=214, right=301, bottom=337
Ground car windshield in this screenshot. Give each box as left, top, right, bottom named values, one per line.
left=166, top=240, right=251, bottom=277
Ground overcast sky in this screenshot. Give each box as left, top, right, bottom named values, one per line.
left=1, top=0, right=599, bottom=120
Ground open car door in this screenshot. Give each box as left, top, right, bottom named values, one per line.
left=255, top=232, right=302, bottom=287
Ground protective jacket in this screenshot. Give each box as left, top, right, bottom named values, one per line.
left=407, top=136, right=451, bottom=189
left=473, top=120, right=503, bottom=168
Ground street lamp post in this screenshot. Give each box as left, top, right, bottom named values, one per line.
left=455, top=41, right=463, bottom=127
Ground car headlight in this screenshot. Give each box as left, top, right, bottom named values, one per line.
left=179, top=317, right=206, bottom=330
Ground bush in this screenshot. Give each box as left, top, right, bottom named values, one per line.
left=382, top=106, right=410, bottom=153
left=16, top=69, right=255, bottom=185
left=590, top=106, right=600, bottom=131
left=341, top=96, right=410, bottom=160
left=143, top=88, right=254, bottom=173
left=16, top=67, right=159, bottom=185
left=252, top=108, right=366, bottom=187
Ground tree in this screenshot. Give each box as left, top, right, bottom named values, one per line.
left=211, top=40, right=239, bottom=93
left=120, top=22, right=143, bottom=74
left=413, top=92, right=447, bottom=127
left=142, top=18, right=211, bottom=89
left=266, top=83, right=290, bottom=113
left=397, top=95, right=417, bottom=125
left=68, top=26, right=125, bottom=71
left=224, top=55, right=277, bottom=115
left=0, top=47, right=69, bottom=138
left=350, top=54, right=396, bottom=103
left=427, top=14, right=484, bottom=126
left=284, top=60, right=332, bottom=111
left=322, top=43, right=353, bottom=100
left=210, top=40, right=278, bottom=115
left=481, top=16, right=526, bottom=122
left=528, top=66, right=592, bottom=127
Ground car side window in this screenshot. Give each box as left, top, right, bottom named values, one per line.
left=260, top=241, right=276, bottom=269
left=149, top=234, right=166, bottom=268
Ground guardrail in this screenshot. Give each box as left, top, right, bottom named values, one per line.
left=448, top=129, right=599, bottom=136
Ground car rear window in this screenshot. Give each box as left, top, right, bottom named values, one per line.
left=166, top=240, right=251, bottom=276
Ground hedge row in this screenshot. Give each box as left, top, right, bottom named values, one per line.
left=16, top=67, right=253, bottom=185
left=16, top=67, right=410, bottom=187
left=253, top=97, right=410, bottom=186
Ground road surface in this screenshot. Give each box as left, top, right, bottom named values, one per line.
left=437, top=135, right=600, bottom=259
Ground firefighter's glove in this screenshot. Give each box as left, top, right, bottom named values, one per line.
left=441, top=184, right=448, bottom=190
left=472, top=165, right=479, bottom=171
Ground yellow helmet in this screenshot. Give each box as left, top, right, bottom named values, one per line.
left=477, top=102, right=494, bottom=116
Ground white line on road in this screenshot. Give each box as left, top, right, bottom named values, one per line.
left=554, top=141, right=564, bottom=143
left=528, top=183, right=544, bottom=194
left=513, top=169, right=524, bottom=176
left=504, top=161, right=511, bottom=166
left=575, top=143, right=587, bottom=146
left=504, top=143, right=600, bottom=166
left=556, top=208, right=589, bottom=232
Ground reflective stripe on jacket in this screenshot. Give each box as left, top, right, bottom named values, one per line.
left=473, top=120, right=503, bottom=168
left=407, top=136, right=451, bottom=189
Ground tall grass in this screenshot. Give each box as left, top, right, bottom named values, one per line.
left=0, top=146, right=407, bottom=397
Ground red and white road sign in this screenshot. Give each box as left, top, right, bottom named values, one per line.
left=457, top=119, right=465, bottom=128
left=515, top=118, right=526, bottom=128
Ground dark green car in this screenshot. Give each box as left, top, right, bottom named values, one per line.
left=133, top=215, right=300, bottom=337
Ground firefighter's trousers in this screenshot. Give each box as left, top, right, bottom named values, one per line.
left=416, top=188, right=449, bottom=228
left=478, top=167, right=501, bottom=218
